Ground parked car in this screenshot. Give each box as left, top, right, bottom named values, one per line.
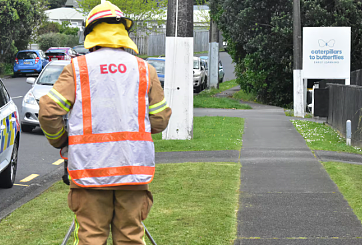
left=13, top=50, right=49, bottom=77
left=199, top=56, right=225, bottom=83
left=193, top=57, right=206, bottom=92
left=73, top=45, right=90, bottom=55
left=45, top=47, right=78, bottom=61
left=223, top=41, right=228, bottom=52
left=146, top=57, right=165, bottom=88
left=21, top=60, right=70, bottom=132
left=0, top=78, right=20, bottom=188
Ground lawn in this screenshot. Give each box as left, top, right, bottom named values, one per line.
left=194, top=80, right=252, bottom=109
left=0, top=162, right=241, bottom=245
left=153, top=116, right=244, bottom=152
left=291, top=120, right=362, bottom=154
left=322, top=162, right=362, bottom=222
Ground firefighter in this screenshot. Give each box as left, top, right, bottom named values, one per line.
left=38, top=1, right=171, bottom=244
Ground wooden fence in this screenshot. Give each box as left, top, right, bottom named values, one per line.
left=129, top=30, right=210, bottom=56
left=327, top=84, right=362, bottom=147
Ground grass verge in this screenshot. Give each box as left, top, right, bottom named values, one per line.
left=284, top=109, right=312, bottom=118
left=0, top=162, right=240, bottom=245
left=322, top=161, right=362, bottom=222
left=232, top=89, right=257, bottom=102
left=291, top=120, right=362, bottom=154
left=153, top=116, right=244, bottom=152
left=194, top=80, right=252, bottom=109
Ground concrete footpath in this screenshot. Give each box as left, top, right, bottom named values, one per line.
left=194, top=90, right=362, bottom=244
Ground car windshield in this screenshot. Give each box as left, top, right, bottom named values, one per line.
left=74, top=48, right=89, bottom=54
left=147, top=60, right=165, bottom=74
left=193, top=60, right=199, bottom=69
left=17, top=52, right=37, bottom=59
left=47, top=49, right=67, bottom=53
left=37, top=65, right=65, bottom=85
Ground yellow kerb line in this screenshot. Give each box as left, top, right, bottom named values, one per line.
left=13, top=183, right=29, bottom=187
left=53, top=159, right=64, bottom=165
left=20, top=174, right=39, bottom=182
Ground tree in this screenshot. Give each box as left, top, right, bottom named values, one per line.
left=0, top=0, right=47, bottom=65
left=47, top=0, right=67, bottom=9
left=38, top=21, right=61, bottom=36
left=210, top=0, right=362, bottom=107
left=77, top=0, right=168, bottom=35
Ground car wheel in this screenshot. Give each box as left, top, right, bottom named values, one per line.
left=0, top=140, right=18, bottom=188
left=13, top=73, right=18, bottom=78
left=21, top=124, right=35, bottom=133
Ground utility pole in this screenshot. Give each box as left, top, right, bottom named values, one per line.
left=293, top=0, right=304, bottom=117
left=208, top=20, right=219, bottom=89
left=162, top=0, right=194, bottom=140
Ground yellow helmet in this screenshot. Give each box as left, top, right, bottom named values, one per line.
left=84, top=1, right=138, bottom=53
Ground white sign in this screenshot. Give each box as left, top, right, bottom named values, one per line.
left=303, top=27, right=350, bottom=79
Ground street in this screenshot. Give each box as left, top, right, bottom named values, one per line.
left=0, top=51, right=236, bottom=219
left=0, top=75, right=63, bottom=219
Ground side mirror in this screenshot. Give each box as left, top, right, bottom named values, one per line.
left=26, top=77, right=36, bottom=84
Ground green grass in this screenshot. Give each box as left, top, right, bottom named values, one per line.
left=195, top=80, right=252, bottom=109
left=153, top=116, right=244, bottom=152
left=284, top=109, right=312, bottom=118
left=292, top=120, right=362, bottom=154
left=194, top=97, right=252, bottom=109
left=232, top=89, right=257, bottom=102
left=0, top=162, right=241, bottom=245
left=322, top=162, right=362, bottom=222
left=198, top=79, right=239, bottom=97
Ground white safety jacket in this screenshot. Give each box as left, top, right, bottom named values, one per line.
left=68, top=48, right=155, bottom=187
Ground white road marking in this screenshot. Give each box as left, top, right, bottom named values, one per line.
left=12, top=96, right=23, bottom=99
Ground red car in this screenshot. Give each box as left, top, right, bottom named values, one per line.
left=45, top=47, right=79, bottom=61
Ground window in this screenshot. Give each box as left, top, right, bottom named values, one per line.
left=0, top=79, right=9, bottom=108
left=17, top=52, right=38, bottom=59
left=39, top=51, right=46, bottom=58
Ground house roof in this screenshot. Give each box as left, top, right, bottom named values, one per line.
left=45, top=7, right=85, bottom=21
left=45, top=5, right=209, bottom=23
left=65, top=0, right=79, bottom=8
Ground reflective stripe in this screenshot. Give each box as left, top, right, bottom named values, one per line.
left=69, top=165, right=154, bottom=180
left=149, top=98, right=168, bottom=114
left=137, top=58, right=148, bottom=133
left=88, top=10, right=112, bottom=24
left=142, top=226, right=146, bottom=244
left=42, top=127, right=65, bottom=140
left=69, top=131, right=152, bottom=145
left=73, top=215, right=79, bottom=245
left=48, top=88, right=71, bottom=112
left=77, top=55, right=92, bottom=135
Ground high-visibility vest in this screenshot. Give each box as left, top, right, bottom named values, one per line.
left=68, top=48, right=154, bottom=187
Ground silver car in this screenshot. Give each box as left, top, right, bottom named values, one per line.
left=21, top=60, right=70, bottom=132
left=193, top=57, right=206, bottom=92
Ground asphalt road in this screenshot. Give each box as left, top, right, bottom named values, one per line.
left=0, top=75, right=63, bottom=220
left=195, top=50, right=236, bottom=82
left=0, top=51, right=236, bottom=220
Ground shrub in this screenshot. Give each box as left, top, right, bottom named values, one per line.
left=38, top=33, right=80, bottom=51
